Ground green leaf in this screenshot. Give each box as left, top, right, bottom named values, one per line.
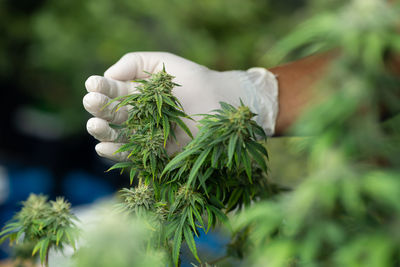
left=198, top=168, right=213, bottom=197
left=253, top=124, right=267, bottom=139
left=211, top=146, right=222, bottom=168
left=183, top=225, right=201, bottom=263
left=162, top=115, right=170, bottom=147
left=162, top=95, right=180, bottom=110
left=155, top=93, right=163, bottom=117
left=187, top=208, right=197, bottom=234
left=115, top=142, right=136, bottom=154
left=228, top=134, right=238, bottom=166
left=172, top=225, right=183, bottom=267
left=205, top=206, right=213, bottom=233
left=106, top=162, right=132, bottom=172
left=208, top=205, right=229, bottom=226
left=56, top=229, right=64, bottom=246
left=246, top=143, right=267, bottom=172
left=226, top=188, right=243, bottom=211
left=32, top=239, right=43, bottom=256
left=242, top=150, right=252, bottom=183
left=65, top=229, right=76, bottom=250
left=192, top=207, right=204, bottom=229
left=129, top=168, right=137, bottom=185
left=150, top=154, right=156, bottom=178
left=162, top=149, right=196, bottom=176
left=187, top=147, right=212, bottom=186
left=248, top=140, right=269, bottom=158
left=219, top=101, right=235, bottom=111
left=170, top=116, right=193, bottom=139
left=39, top=238, right=50, bottom=264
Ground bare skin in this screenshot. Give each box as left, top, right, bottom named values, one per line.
left=270, top=49, right=399, bottom=135
left=269, top=52, right=337, bottom=135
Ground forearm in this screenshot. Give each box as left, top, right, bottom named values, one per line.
left=269, top=51, right=338, bottom=135
left=269, top=49, right=400, bottom=136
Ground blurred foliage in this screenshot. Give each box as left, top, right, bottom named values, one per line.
left=232, top=0, right=400, bottom=266
left=73, top=205, right=165, bottom=267
left=0, top=0, right=305, bottom=134
left=0, top=194, right=79, bottom=266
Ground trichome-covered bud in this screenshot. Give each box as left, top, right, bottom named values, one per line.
left=18, top=194, right=50, bottom=222
left=119, top=185, right=155, bottom=213
left=154, top=201, right=169, bottom=221
left=148, top=68, right=176, bottom=93
left=228, top=105, right=254, bottom=126
left=50, top=197, right=71, bottom=214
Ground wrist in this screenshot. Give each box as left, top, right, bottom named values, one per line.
left=238, top=68, right=279, bottom=136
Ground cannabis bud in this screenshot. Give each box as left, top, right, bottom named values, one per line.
left=118, top=185, right=155, bottom=214
left=0, top=194, right=79, bottom=266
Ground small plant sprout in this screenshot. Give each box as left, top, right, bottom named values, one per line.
left=0, top=194, right=79, bottom=267
left=108, top=67, right=280, bottom=266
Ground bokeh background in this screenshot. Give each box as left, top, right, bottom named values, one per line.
left=1, top=0, right=399, bottom=265
left=0, top=0, right=313, bottom=260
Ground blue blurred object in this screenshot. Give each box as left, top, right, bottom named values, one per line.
left=62, top=170, right=114, bottom=206
left=181, top=228, right=230, bottom=267
left=7, top=167, right=53, bottom=204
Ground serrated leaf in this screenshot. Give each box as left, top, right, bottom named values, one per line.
left=106, top=162, right=132, bottom=172
left=114, top=142, right=136, bottom=154
left=56, top=229, right=64, bottom=246
left=162, top=149, right=196, bottom=176
left=32, top=239, right=43, bottom=256
left=172, top=225, right=183, bottom=267
left=187, top=208, right=197, bottom=235
left=150, top=154, right=156, bottom=178
left=183, top=225, right=200, bottom=263
left=187, top=147, right=212, bottom=186
left=242, top=150, right=252, bottom=183
left=208, top=205, right=228, bottom=226
left=198, top=168, right=213, bottom=197
left=211, top=146, right=222, bottom=168
left=170, top=116, right=193, bottom=139
left=228, top=134, right=238, bottom=166
left=192, top=207, right=204, bottom=229
left=205, top=206, right=213, bottom=233
left=246, top=143, right=267, bottom=172
left=39, top=238, right=50, bottom=264
left=162, top=115, right=170, bottom=147
left=248, top=140, right=269, bottom=158
left=155, top=93, right=163, bottom=117
left=253, top=124, right=267, bottom=139
left=226, top=188, right=243, bottom=211
left=129, top=168, right=137, bottom=185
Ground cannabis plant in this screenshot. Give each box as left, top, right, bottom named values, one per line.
left=0, top=194, right=79, bottom=267
left=232, top=0, right=400, bottom=266
left=107, top=67, right=279, bottom=266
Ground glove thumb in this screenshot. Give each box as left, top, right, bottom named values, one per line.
left=104, top=52, right=163, bottom=81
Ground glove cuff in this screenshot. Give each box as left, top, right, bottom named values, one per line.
left=239, top=67, right=279, bottom=136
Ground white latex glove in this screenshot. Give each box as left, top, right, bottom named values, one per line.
left=83, top=52, right=278, bottom=161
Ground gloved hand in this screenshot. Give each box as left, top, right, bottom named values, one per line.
left=83, top=52, right=278, bottom=161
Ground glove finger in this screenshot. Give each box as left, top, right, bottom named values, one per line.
left=85, top=75, right=138, bottom=98
left=83, top=92, right=128, bottom=124
left=104, top=52, right=165, bottom=80
left=95, top=142, right=129, bottom=162
left=87, top=117, right=127, bottom=142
